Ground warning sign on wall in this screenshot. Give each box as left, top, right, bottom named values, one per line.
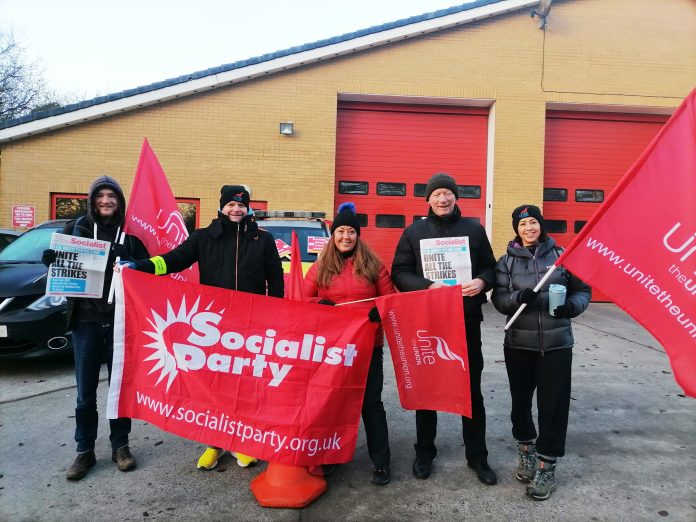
left=12, top=205, right=35, bottom=228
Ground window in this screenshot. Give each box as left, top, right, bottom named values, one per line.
left=356, top=213, right=368, bottom=227
left=176, top=198, right=200, bottom=234
left=52, top=193, right=200, bottom=235
left=457, top=185, right=481, bottom=199
left=574, top=220, right=587, bottom=233
left=576, top=189, right=604, bottom=203
left=545, top=220, right=567, bottom=233
left=376, top=182, right=406, bottom=196
left=414, top=184, right=480, bottom=199
left=338, top=181, right=369, bottom=195
left=375, top=214, right=405, bottom=228
left=52, top=193, right=87, bottom=220
left=543, top=188, right=568, bottom=202
left=413, top=215, right=427, bottom=223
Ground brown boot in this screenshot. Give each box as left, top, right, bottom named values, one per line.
left=112, top=446, right=136, bottom=472
left=66, top=451, right=96, bottom=481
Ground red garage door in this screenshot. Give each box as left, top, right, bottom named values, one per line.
left=543, top=111, right=668, bottom=301
left=335, top=102, right=489, bottom=267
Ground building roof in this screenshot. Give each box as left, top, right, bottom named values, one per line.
left=0, top=0, right=537, bottom=142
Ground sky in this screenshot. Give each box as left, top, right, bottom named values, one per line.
left=1, top=0, right=468, bottom=100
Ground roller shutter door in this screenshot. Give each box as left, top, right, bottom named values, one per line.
left=335, top=102, right=489, bottom=267
left=543, top=111, right=668, bottom=301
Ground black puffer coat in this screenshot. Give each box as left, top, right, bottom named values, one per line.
left=143, top=213, right=284, bottom=298
left=491, top=237, right=591, bottom=352
left=391, top=205, right=496, bottom=322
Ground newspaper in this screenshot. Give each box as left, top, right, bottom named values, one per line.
left=45, top=233, right=110, bottom=298
left=419, top=236, right=472, bottom=286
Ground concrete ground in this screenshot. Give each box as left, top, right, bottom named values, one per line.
left=1, top=303, right=694, bottom=521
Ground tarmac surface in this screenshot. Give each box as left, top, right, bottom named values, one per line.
left=1, top=302, right=694, bottom=521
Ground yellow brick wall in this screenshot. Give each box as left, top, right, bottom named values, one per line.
left=1, top=0, right=694, bottom=256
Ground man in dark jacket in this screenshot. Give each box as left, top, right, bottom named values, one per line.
left=391, top=172, right=498, bottom=485
left=127, top=185, right=284, bottom=469
left=43, top=175, right=149, bottom=481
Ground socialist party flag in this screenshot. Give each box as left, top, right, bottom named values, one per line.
left=376, top=285, right=472, bottom=417
left=107, top=269, right=376, bottom=466
left=124, top=138, right=199, bottom=283
left=286, top=230, right=305, bottom=301
left=557, top=88, right=696, bottom=398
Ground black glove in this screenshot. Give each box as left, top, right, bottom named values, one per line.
left=553, top=302, right=575, bottom=318
left=112, top=243, right=130, bottom=260
left=517, top=288, right=539, bottom=304
left=41, top=249, right=57, bottom=267
left=318, top=299, right=336, bottom=306
left=368, top=306, right=381, bottom=323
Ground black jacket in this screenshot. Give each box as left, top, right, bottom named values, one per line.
left=64, top=176, right=149, bottom=323
left=491, top=237, right=591, bottom=352
left=391, top=206, right=496, bottom=322
left=141, top=214, right=284, bottom=298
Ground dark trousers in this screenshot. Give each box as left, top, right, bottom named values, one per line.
left=362, top=346, right=390, bottom=468
left=504, top=347, right=572, bottom=458
left=73, top=321, right=131, bottom=452
left=414, top=321, right=488, bottom=464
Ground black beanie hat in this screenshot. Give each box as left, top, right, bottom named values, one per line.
left=424, top=172, right=459, bottom=201
left=512, top=204, right=546, bottom=234
left=331, top=202, right=361, bottom=236
left=220, top=185, right=250, bottom=209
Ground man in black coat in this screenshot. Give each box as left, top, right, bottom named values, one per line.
left=43, top=175, right=149, bottom=481
left=391, top=172, right=498, bottom=485
left=127, top=185, right=284, bottom=469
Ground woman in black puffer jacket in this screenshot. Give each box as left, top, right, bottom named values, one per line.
left=492, top=205, right=590, bottom=501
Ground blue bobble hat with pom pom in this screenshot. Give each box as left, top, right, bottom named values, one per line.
left=331, top=202, right=361, bottom=235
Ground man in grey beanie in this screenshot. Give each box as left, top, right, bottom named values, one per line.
left=391, top=172, right=498, bottom=486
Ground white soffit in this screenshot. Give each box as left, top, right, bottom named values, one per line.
left=0, top=0, right=535, bottom=143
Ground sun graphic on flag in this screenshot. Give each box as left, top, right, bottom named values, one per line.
left=142, top=296, right=225, bottom=391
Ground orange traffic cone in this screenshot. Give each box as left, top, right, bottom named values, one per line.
left=250, top=463, right=327, bottom=508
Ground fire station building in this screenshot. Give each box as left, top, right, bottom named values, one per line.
left=1, top=0, right=694, bottom=268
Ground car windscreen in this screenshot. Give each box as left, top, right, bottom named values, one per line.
left=263, top=226, right=325, bottom=263
left=0, top=227, right=59, bottom=262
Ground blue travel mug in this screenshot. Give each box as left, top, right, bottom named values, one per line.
left=548, top=284, right=567, bottom=316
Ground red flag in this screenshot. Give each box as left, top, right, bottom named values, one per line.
left=557, top=88, right=696, bottom=398
left=376, top=285, right=471, bottom=417
left=124, top=138, right=199, bottom=283
left=107, top=269, right=376, bottom=466
left=286, top=230, right=304, bottom=301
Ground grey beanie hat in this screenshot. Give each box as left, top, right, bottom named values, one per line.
left=424, top=172, right=459, bottom=201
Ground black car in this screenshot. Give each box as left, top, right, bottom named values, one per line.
left=0, top=219, right=72, bottom=358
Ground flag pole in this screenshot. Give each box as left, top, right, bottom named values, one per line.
left=335, top=297, right=377, bottom=306
left=107, top=232, right=126, bottom=305
left=504, top=265, right=558, bottom=330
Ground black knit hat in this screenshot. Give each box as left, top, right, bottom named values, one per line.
left=424, top=172, right=459, bottom=201
left=512, top=204, right=546, bottom=234
left=331, top=202, right=361, bottom=236
left=220, top=185, right=250, bottom=209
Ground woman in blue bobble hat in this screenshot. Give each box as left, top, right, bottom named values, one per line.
left=304, top=202, right=395, bottom=486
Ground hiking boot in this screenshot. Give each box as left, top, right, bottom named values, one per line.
left=515, top=443, right=537, bottom=483
left=197, top=447, right=225, bottom=470
left=112, top=446, right=136, bottom=472
left=231, top=452, right=257, bottom=468
left=371, top=465, right=391, bottom=486
left=66, top=451, right=96, bottom=481
left=526, top=460, right=557, bottom=500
